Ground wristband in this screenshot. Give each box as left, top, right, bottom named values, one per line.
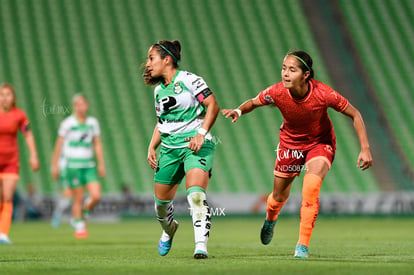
left=198, top=128, right=208, bottom=136
left=234, top=108, right=242, bottom=117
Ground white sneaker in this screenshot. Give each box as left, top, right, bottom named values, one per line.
left=0, top=234, right=12, bottom=244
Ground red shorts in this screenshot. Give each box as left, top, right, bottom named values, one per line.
left=0, top=162, right=19, bottom=180
left=274, top=143, right=335, bottom=178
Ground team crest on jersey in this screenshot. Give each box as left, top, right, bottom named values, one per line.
left=265, top=94, right=274, bottom=104
left=174, top=83, right=183, bottom=94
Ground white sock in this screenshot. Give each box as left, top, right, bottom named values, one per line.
left=187, top=188, right=211, bottom=253
left=53, top=197, right=71, bottom=217
left=154, top=199, right=175, bottom=239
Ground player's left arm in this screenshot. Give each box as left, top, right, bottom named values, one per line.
left=22, top=127, right=40, bottom=172
left=94, top=136, right=106, bottom=178
left=188, top=92, right=220, bottom=153
left=341, top=103, right=373, bottom=171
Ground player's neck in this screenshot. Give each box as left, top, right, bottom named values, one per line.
left=162, top=68, right=178, bottom=86
left=290, top=83, right=309, bottom=99
left=75, top=114, right=87, bottom=124
left=0, top=105, right=12, bottom=113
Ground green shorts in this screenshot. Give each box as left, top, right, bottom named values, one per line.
left=65, top=167, right=99, bottom=188
left=154, top=141, right=216, bottom=185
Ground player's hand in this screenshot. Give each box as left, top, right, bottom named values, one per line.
left=188, top=134, right=205, bottom=153
left=30, top=155, right=40, bottom=172
left=221, top=109, right=240, bottom=123
left=98, top=163, right=106, bottom=178
left=147, top=148, right=158, bottom=170
left=357, top=148, right=372, bottom=171
left=51, top=165, right=59, bottom=180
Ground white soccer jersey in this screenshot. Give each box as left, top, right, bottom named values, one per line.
left=58, top=115, right=100, bottom=168
left=154, top=70, right=213, bottom=148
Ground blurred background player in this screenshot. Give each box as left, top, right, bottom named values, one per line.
left=51, top=94, right=105, bottom=238
left=50, top=155, right=72, bottom=228
left=222, top=50, right=373, bottom=258
left=144, top=40, right=220, bottom=259
left=0, top=83, right=40, bottom=244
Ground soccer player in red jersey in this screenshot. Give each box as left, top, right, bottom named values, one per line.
left=222, top=50, right=372, bottom=258
left=0, top=84, right=40, bottom=244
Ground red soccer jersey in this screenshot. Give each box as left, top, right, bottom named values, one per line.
left=0, top=107, right=30, bottom=164
left=258, top=79, right=349, bottom=150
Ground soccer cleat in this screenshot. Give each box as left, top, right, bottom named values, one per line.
left=158, top=220, right=179, bottom=256
left=260, top=219, right=277, bottom=245
left=0, top=234, right=12, bottom=244
left=294, top=244, right=309, bottom=258
left=75, top=230, right=88, bottom=239
left=74, top=219, right=88, bottom=238
left=194, top=250, right=208, bottom=259
left=51, top=214, right=61, bottom=229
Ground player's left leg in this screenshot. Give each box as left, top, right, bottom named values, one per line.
left=295, top=157, right=330, bottom=258
left=184, top=141, right=215, bottom=259
left=186, top=168, right=210, bottom=259
left=0, top=175, right=18, bottom=244
left=71, top=186, right=87, bottom=238
left=84, top=182, right=101, bottom=215
left=83, top=167, right=101, bottom=216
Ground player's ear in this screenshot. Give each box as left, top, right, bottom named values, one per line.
left=303, top=70, right=310, bottom=81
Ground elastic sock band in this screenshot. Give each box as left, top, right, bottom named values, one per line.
left=154, top=196, right=173, bottom=206
left=186, top=186, right=206, bottom=195
left=288, top=54, right=311, bottom=72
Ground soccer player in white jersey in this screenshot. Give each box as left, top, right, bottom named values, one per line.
left=51, top=94, right=106, bottom=238
left=144, top=40, right=220, bottom=259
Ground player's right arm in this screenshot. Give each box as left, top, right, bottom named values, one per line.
left=147, top=124, right=161, bottom=170
left=221, top=95, right=264, bottom=123
left=51, top=136, right=64, bottom=180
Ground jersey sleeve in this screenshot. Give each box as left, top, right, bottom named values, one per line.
left=258, top=85, right=276, bottom=105
left=185, top=73, right=212, bottom=103
left=58, top=119, right=69, bottom=137
left=91, top=118, right=101, bottom=137
left=18, top=110, right=30, bottom=133
left=326, top=88, right=349, bottom=112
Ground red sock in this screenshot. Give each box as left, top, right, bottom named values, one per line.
left=0, top=202, right=13, bottom=235
left=298, top=174, right=322, bottom=247
left=266, top=194, right=287, bottom=221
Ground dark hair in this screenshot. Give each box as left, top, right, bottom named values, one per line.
left=286, top=50, right=314, bottom=81
left=143, top=40, right=181, bottom=86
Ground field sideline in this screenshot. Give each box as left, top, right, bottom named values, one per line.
left=0, top=216, right=413, bottom=274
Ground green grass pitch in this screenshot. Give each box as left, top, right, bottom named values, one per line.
left=0, top=216, right=413, bottom=274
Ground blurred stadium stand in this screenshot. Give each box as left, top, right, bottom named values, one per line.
left=0, top=0, right=411, bottom=201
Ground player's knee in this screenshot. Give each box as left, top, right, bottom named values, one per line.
left=272, top=192, right=288, bottom=202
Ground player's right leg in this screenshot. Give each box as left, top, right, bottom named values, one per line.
left=261, top=145, right=301, bottom=245
left=67, top=168, right=88, bottom=238
left=153, top=146, right=184, bottom=256
left=154, top=183, right=180, bottom=256
left=260, top=175, right=294, bottom=245
left=0, top=174, right=18, bottom=244
left=51, top=169, right=72, bottom=228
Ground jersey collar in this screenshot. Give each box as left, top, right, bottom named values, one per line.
left=160, top=70, right=180, bottom=89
